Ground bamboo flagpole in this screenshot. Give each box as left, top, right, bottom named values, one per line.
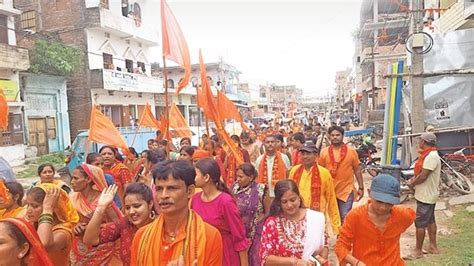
left=162, top=56, right=171, bottom=159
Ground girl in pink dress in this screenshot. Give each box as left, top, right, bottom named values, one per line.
left=191, top=158, right=249, bottom=266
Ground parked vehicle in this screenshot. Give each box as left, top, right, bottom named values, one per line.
left=442, top=148, right=474, bottom=178
left=0, top=156, right=16, bottom=182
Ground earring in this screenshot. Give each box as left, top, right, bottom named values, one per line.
left=149, top=211, right=156, bottom=220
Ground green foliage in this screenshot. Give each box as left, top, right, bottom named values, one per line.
left=29, top=40, right=82, bottom=76
left=407, top=207, right=474, bottom=265
left=16, top=152, right=66, bottom=179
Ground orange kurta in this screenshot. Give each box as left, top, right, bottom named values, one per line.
left=48, top=224, right=74, bottom=266
left=318, top=146, right=360, bottom=202
left=131, top=210, right=222, bottom=266
left=335, top=203, right=415, bottom=265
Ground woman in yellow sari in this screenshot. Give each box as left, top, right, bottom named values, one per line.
left=69, top=164, right=123, bottom=265
left=25, top=183, right=79, bottom=265
left=35, top=163, right=72, bottom=194
left=0, top=181, right=25, bottom=218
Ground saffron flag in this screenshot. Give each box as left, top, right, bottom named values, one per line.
left=0, top=89, right=8, bottom=130
left=88, top=106, right=132, bottom=158
left=169, top=103, right=192, bottom=138
left=199, top=50, right=243, bottom=165
left=217, top=90, right=250, bottom=132
left=161, top=0, right=191, bottom=93
left=138, top=104, right=162, bottom=130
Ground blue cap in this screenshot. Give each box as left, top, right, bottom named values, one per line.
left=370, top=174, right=400, bottom=205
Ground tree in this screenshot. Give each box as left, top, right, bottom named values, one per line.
left=29, top=40, right=82, bottom=76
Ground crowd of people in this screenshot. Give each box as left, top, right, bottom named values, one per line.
left=0, top=123, right=442, bottom=266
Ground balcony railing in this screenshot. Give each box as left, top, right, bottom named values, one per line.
left=85, top=7, right=159, bottom=45
left=90, top=69, right=163, bottom=93
left=433, top=0, right=474, bottom=33
left=0, top=43, right=29, bottom=70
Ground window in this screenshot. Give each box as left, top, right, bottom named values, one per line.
left=46, top=117, right=56, bottom=139
left=100, top=0, right=109, bottom=9
left=20, top=11, right=36, bottom=32
left=167, top=79, right=175, bottom=89
left=137, top=62, right=146, bottom=73
left=103, top=53, right=113, bottom=69
left=0, top=114, right=24, bottom=146
left=0, top=15, right=7, bottom=44
left=121, top=0, right=129, bottom=17
left=125, top=59, right=133, bottom=73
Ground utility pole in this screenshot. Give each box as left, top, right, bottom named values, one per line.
left=410, top=0, right=425, bottom=133
left=371, top=0, right=378, bottom=111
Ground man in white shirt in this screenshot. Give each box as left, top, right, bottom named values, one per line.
left=255, top=135, right=291, bottom=197
left=408, top=132, right=441, bottom=258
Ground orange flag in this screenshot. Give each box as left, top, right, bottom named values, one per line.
left=161, top=0, right=191, bottom=93
left=138, top=104, right=162, bottom=130
left=217, top=90, right=250, bottom=132
left=199, top=50, right=243, bottom=165
left=0, top=89, right=8, bottom=130
left=169, top=103, right=192, bottom=138
left=88, top=106, right=132, bottom=158
left=159, top=112, right=169, bottom=138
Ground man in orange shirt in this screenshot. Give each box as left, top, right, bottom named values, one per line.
left=131, top=160, right=223, bottom=265
left=335, top=174, right=415, bottom=265
left=319, top=126, right=363, bottom=223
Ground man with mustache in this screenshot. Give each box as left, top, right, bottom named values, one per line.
left=131, top=160, right=223, bottom=265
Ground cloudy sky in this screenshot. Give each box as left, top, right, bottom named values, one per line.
left=149, top=0, right=362, bottom=96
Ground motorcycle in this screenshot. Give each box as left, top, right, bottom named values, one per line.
left=355, top=139, right=380, bottom=177
left=369, top=155, right=474, bottom=203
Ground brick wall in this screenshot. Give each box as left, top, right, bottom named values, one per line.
left=15, top=0, right=93, bottom=139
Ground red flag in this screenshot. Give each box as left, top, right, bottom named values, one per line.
left=88, top=106, right=132, bottom=158
left=138, top=104, right=162, bottom=130
left=199, top=50, right=243, bottom=165
left=169, top=103, right=192, bottom=138
left=217, top=90, right=250, bottom=132
left=0, top=89, right=8, bottom=130
left=161, top=0, right=191, bottom=93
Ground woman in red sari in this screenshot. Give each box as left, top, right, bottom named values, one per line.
left=0, top=218, right=53, bottom=266
left=69, top=164, right=123, bottom=265
left=100, top=146, right=133, bottom=204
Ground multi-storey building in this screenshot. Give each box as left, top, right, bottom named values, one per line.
left=161, top=61, right=249, bottom=126
left=269, top=85, right=303, bottom=118
left=355, top=0, right=409, bottom=122
left=0, top=0, right=29, bottom=165
left=15, top=0, right=162, bottom=139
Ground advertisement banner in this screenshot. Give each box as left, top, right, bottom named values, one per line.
left=0, top=80, right=19, bottom=101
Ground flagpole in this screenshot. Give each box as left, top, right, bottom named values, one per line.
left=162, top=56, right=171, bottom=159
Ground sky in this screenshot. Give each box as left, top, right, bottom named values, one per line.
left=149, top=0, right=362, bottom=96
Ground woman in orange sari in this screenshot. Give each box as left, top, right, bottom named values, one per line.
left=0, top=181, right=25, bottom=218
left=224, top=135, right=251, bottom=187
left=100, top=146, right=133, bottom=203
left=0, top=218, right=53, bottom=266
left=69, top=164, right=123, bottom=265
left=25, top=183, right=79, bottom=265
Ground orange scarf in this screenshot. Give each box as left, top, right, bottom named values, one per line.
left=132, top=210, right=206, bottom=265
left=414, top=147, right=437, bottom=176
left=2, top=218, right=53, bottom=266
left=36, top=183, right=79, bottom=226
left=292, top=164, right=321, bottom=210
left=328, top=144, right=348, bottom=176
left=258, top=152, right=286, bottom=187
left=227, top=149, right=244, bottom=187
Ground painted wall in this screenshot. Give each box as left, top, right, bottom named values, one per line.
left=0, top=145, right=25, bottom=167
left=91, top=89, right=155, bottom=107
left=22, top=73, right=71, bottom=153
left=86, top=28, right=153, bottom=73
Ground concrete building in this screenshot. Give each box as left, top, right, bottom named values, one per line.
left=0, top=0, right=29, bottom=166
left=21, top=73, right=71, bottom=156
left=161, top=61, right=249, bottom=126
left=335, top=68, right=355, bottom=110
left=15, top=0, right=163, bottom=139
left=355, top=0, right=409, bottom=123
left=269, top=85, right=303, bottom=118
